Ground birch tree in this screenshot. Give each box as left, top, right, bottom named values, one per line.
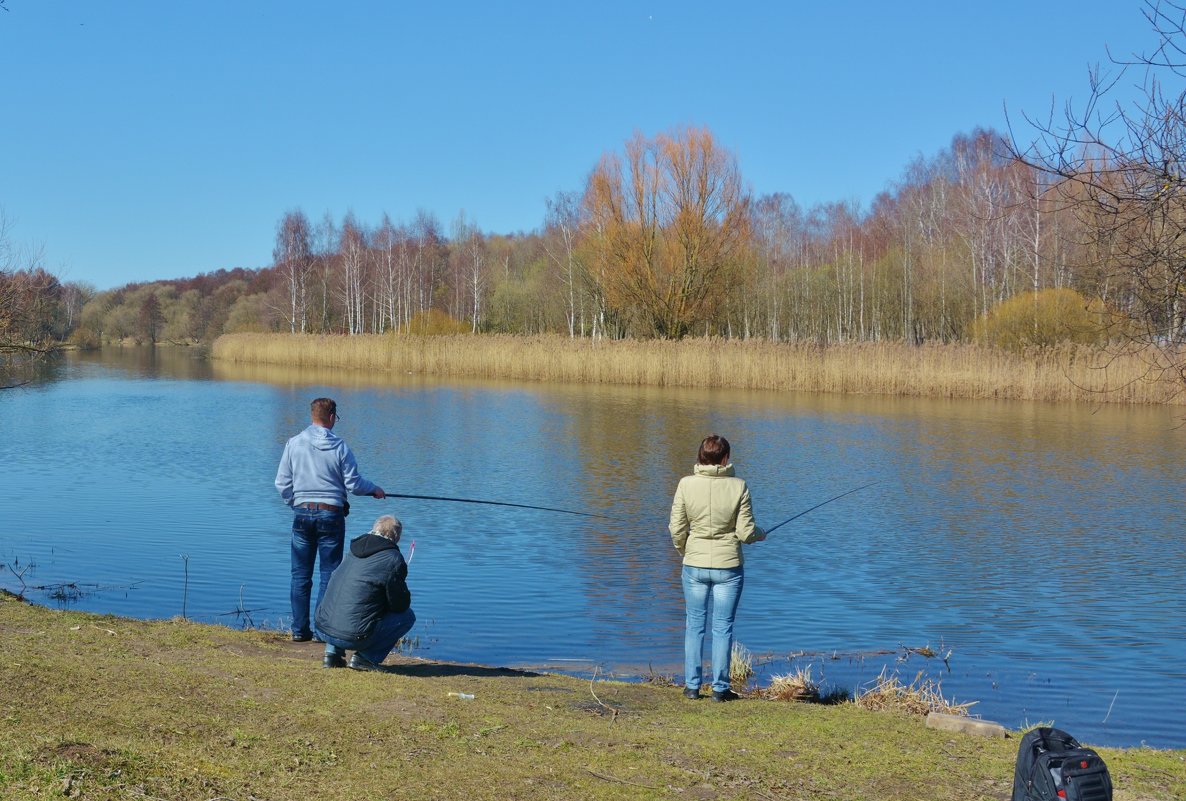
left=544, top=191, right=586, bottom=337
left=450, top=211, right=487, bottom=333
left=273, top=210, right=313, bottom=333
left=338, top=214, right=367, bottom=334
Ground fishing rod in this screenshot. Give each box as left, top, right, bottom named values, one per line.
left=383, top=492, right=614, bottom=520
left=765, top=481, right=879, bottom=535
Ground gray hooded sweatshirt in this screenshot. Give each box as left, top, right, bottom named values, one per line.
left=274, top=424, right=378, bottom=508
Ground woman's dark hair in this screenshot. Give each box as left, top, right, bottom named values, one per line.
left=697, top=434, right=731, bottom=466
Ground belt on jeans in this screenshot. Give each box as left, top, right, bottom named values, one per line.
left=298, top=502, right=343, bottom=513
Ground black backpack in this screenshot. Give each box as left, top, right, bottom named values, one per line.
left=1011, top=727, right=1113, bottom=801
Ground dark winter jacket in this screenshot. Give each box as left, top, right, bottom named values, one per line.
left=315, top=533, right=411, bottom=642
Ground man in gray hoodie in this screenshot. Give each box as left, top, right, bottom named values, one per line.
left=275, top=397, right=385, bottom=642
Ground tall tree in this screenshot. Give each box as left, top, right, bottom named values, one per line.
left=338, top=214, right=368, bottom=335
left=1, top=211, right=59, bottom=385
left=752, top=193, right=804, bottom=341
left=544, top=191, right=587, bottom=337
left=273, top=210, right=313, bottom=334
left=138, top=291, right=164, bottom=344
left=450, top=211, right=487, bottom=333
left=582, top=127, right=752, bottom=338
left=410, top=210, right=445, bottom=331
left=1011, top=0, right=1186, bottom=380
left=372, top=214, right=406, bottom=333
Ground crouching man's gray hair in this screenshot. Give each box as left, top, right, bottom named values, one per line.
left=371, top=514, right=403, bottom=542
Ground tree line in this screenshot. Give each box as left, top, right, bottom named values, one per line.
left=46, top=125, right=1128, bottom=351
left=0, top=123, right=1162, bottom=353
left=5, top=2, right=1186, bottom=383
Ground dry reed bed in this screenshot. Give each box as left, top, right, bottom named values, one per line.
left=854, top=668, right=976, bottom=717
left=212, top=333, right=1183, bottom=404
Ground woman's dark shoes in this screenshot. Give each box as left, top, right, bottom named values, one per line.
left=348, top=653, right=387, bottom=672
left=322, top=653, right=346, bottom=669
left=291, top=632, right=312, bottom=642
left=711, top=689, right=740, bottom=703
left=682, top=687, right=701, bottom=700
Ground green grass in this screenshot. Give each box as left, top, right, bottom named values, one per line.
left=1, top=593, right=1182, bottom=800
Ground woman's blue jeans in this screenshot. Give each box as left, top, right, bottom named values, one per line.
left=290, top=508, right=345, bottom=639
left=323, top=608, right=416, bottom=664
left=682, top=565, right=744, bottom=692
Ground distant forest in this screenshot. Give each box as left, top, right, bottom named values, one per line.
left=6, top=2, right=1186, bottom=384
left=0, top=125, right=1142, bottom=353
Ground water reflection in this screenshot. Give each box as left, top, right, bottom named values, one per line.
left=2, top=348, right=1184, bottom=748
left=73, top=343, right=213, bottom=380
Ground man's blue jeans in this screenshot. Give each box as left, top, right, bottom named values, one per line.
left=290, top=508, right=345, bottom=639
left=682, top=565, right=744, bottom=693
left=323, top=608, right=417, bottom=664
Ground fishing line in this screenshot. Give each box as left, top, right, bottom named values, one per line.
left=383, top=492, right=614, bottom=519
left=765, top=481, right=880, bottom=535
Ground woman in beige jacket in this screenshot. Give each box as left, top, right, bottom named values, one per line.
left=669, top=434, right=766, bottom=702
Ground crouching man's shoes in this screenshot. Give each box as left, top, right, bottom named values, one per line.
left=711, top=689, right=740, bottom=703
left=323, top=653, right=346, bottom=669
left=348, top=653, right=386, bottom=672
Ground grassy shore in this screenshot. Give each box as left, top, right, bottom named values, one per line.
left=2, top=595, right=1183, bottom=801
left=212, top=333, right=1184, bottom=405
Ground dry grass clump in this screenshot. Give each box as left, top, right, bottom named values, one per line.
left=855, top=668, right=974, bottom=717
left=212, top=332, right=1185, bottom=405
left=764, top=665, right=821, bottom=702
left=730, top=641, right=754, bottom=689
left=640, top=664, right=678, bottom=687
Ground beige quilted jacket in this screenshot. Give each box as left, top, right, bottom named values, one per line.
left=669, top=463, right=765, bottom=569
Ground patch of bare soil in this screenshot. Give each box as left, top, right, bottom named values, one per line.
left=38, top=741, right=120, bottom=772
left=380, top=652, right=542, bottom=679
left=221, top=639, right=307, bottom=660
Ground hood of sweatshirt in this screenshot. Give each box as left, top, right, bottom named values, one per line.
left=302, top=425, right=343, bottom=451
left=350, top=533, right=400, bottom=559
left=692, top=462, right=735, bottom=478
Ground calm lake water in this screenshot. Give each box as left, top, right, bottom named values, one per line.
left=2, top=346, right=1185, bottom=748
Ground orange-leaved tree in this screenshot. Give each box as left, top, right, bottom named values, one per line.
left=582, top=127, right=751, bottom=338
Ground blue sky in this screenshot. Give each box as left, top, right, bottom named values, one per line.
left=0, top=1, right=1158, bottom=290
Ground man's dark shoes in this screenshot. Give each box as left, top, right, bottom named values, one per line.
left=683, top=687, right=701, bottom=700
left=292, top=632, right=312, bottom=642
left=323, top=653, right=346, bottom=669
left=711, top=689, right=740, bottom=703
left=348, top=653, right=387, bottom=672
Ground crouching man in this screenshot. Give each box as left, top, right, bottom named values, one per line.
left=315, top=515, right=415, bottom=671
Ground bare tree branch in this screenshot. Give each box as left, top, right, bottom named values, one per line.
left=1008, top=0, right=1186, bottom=385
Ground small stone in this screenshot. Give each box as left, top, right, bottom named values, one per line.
left=925, top=711, right=1008, bottom=738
